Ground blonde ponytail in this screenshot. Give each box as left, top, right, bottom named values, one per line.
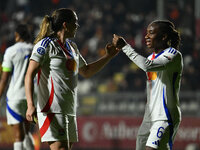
left=34, top=15, right=53, bottom=44
left=34, top=8, right=76, bottom=44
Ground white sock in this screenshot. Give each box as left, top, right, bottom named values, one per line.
left=23, top=133, right=34, bottom=150
left=14, top=141, right=23, bottom=150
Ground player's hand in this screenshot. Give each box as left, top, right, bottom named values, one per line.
left=26, top=105, right=37, bottom=123
left=112, top=34, right=127, bottom=50
left=105, top=43, right=119, bottom=57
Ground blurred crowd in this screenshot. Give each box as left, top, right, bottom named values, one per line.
left=0, top=0, right=199, bottom=94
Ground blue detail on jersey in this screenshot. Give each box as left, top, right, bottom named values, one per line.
left=168, top=47, right=172, bottom=53
left=6, top=97, right=24, bottom=122
left=37, top=47, right=45, bottom=55
left=24, top=54, right=31, bottom=60
left=41, top=37, right=51, bottom=48
left=66, top=39, right=72, bottom=43
left=168, top=47, right=177, bottom=54
left=157, top=127, right=164, bottom=138
left=65, top=41, right=73, bottom=58
left=44, top=39, right=51, bottom=48
left=41, top=37, right=48, bottom=46
left=148, top=50, right=164, bottom=59
left=155, top=50, right=164, bottom=58
left=41, top=37, right=47, bottom=46
left=152, top=140, right=160, bottom=146
left=173, top=50, right=177, bottom=54
left=163, top=88, right=173, bottom=150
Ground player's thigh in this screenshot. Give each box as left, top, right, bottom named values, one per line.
left=12, top=123, right=25, bottom=140
left=38, top=112, right=68, bottom=142
left=146, top=120, right=171, bottom=150
left=6, top=99, right=27, bottom=125
left=48, top=141, right=69, bottom=150
left=38, top=113, right=78, bottom=143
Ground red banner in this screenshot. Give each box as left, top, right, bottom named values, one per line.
left=74, top=116, right=200, bottom=149
left=75, top=116, right=141, bottom=149
left=0, top=117, right=200, bottom=149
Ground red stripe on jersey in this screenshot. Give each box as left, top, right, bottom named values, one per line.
left=40, top=113, right=55, bottom=137
left=147, top=53, right=156, bottom=80
left=41, top=77, right=54, bottom=112
left=151, top=52, right=155, bottom=60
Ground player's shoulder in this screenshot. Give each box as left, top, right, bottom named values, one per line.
left=4, top=43, right=20, bottom=55
left=66, top=39, right=78, bottom=51
left=17, top=42, right=33, bottom=50
left=147, top=53, right=154, bottom=59
left=36, top=37, right=53, bottom=48
left=67, top=39, right=77, bottom=47
left=161, top=47, right=182, bottom=61
left=163, top=47, right=181, bottom=56
left=34, top=37, right=54, bottom=54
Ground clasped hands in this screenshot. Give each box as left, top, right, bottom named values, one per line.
left=105, top=34, right=127, bottom=56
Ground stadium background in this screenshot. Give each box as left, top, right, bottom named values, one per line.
left=0, top=0, right=200, bottom=149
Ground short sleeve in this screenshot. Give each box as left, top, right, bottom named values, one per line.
left=30, top=38, right=50, bottom=64
left=2, top=48, right=13, bottom=72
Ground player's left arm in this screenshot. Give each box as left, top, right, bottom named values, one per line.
left=79, top=43, right=118, bottom=78
left=0, top=48, right=12, bottom=100
left=0, top=70, right=11, bottom=99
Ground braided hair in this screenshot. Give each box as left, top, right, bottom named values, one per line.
left=152, top=20, right=181, bottom=50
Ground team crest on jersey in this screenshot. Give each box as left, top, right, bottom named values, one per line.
left=147, top=72, right=157, bottom=80
left=37, top=47, right=45, bottom=55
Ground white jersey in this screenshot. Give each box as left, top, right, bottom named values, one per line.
left=122, top=44, right=183, bottom=123
left=31, top=37, right=87, bottom=115
left=2, top=42, right=33, bottom=102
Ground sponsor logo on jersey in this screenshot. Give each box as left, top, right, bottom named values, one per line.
left=37, top=47, right=45, bottom=55
left=152, top=140, right=160, bottom=146
left=147, top=72, right=157, bottom=80
left=147, top=53, right=157, bottom=80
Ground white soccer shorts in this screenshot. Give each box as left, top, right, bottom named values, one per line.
left=136, top=120, right=180, bottom=150
left=37, top=112, right=78, bottom=143
left=6, top=98, right=27, bottom=125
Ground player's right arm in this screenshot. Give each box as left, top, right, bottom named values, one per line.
left=25, top=38, right=48, bottom=122
left=25, top=60, right=40, bottom=122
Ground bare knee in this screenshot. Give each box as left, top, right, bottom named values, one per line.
left=146, top=146, right=157, bottom=150
left=48, top=141, right=70, bottom=150
left=12, top=123, right=25, bottom=141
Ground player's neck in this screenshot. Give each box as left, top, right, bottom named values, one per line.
left=57, top=30, right=65, bottom=44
